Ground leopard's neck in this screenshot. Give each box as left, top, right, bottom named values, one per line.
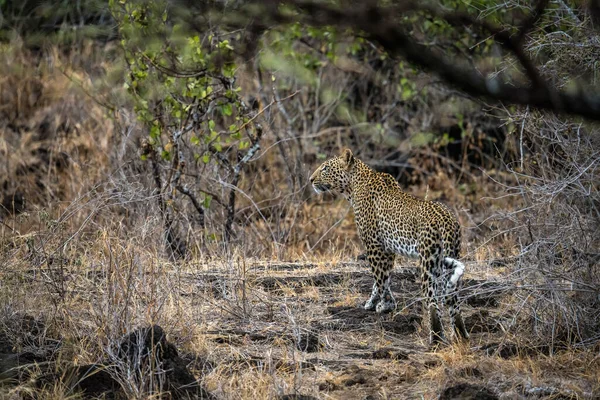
left=347, top=159, right=375, bottom=203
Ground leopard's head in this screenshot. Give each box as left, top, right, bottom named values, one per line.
left=309, top=148, right=355, bottom=195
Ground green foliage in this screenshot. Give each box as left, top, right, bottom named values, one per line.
left=411, top=132, right=436, bottom=147
left=260, top=23, right=372, bottom=125
left=110, top=0, right=251, bottom=163
left=398, top=76, right=417, bottom=101
left=110, top=0, right=266, bottom=245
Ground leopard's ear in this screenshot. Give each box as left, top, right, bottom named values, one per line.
left=341, top=148, right=354, bottom=166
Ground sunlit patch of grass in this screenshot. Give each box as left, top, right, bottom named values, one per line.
left=331, top=292, right=361, bottom=308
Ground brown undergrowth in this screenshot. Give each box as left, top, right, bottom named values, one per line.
left=1, top=41, right=599, bottom=399
left=1, top=221, right=598, bottom=398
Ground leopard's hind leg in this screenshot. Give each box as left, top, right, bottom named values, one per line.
left=419, top=238, right=445, bottom=345
left=444, top=257, right=469, bottom=341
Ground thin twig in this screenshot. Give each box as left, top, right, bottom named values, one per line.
left=175, top=186, right=205, bottom=227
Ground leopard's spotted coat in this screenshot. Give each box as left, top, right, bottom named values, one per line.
left=310, top=148, right=469, bottom=345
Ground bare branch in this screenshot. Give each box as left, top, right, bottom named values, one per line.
left=175, top=185, right=205, bottom=227
left=240, top=0, right=600, bottom=121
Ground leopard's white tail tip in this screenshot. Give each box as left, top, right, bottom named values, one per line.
left=444, top=257, right=465, bottom=285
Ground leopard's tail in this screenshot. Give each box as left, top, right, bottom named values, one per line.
left=444, top=257, right=465, bottom=286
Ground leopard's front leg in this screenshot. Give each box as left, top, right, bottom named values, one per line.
left=364, top=248, right=396, bottom=313
left=364, top=281, right=380, bottom=311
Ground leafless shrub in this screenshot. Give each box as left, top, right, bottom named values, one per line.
left=482, top=103, right=599, bottom=347
left=479, top=3, right=600, bottom=347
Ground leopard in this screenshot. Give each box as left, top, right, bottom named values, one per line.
left=309, top=148, right=469, bottom=345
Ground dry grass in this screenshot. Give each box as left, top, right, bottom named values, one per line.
left=1, top=35, right=599, bottom=399
left=2, top=211, right=599, bottom=398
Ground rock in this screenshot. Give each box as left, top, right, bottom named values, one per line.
left=440, top=383, right=498, bottom=400
left=37, top=325, right=213, bottom=399
left=68, top=364, right=120, bottom=398
left=115, top=325, right=208, bottom=397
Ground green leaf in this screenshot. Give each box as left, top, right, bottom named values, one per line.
left=150, top=124, right=160, bottom=139
left=411, top=132, right=435, bottom=147
left=221, top=103, right=233, bottom=116
left=219, top=40, right=232, bottom=50
left=202, top=154, right=210, bottom=164
left=202, top=195, right=212, bottom=208
left=208, top=120, right=215, bottom=130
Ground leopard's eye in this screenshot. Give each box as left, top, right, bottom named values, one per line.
left=322, top=166, right=329, bottom=173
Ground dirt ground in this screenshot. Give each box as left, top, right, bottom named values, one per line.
left=172, top=259, right=597, bottom=399
left=0, top=253, right=598, bottom=399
